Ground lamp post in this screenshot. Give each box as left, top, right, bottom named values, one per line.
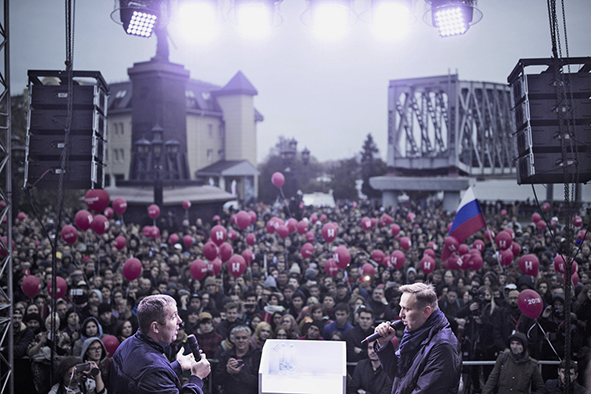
left=280, top=138, right=298, bottom=197
left=150, top=125, right=164, bottom=208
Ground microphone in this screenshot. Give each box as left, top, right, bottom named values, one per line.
left=361, top=320, right=404, bottom=344
left=186, top=334, right=202, bottom=361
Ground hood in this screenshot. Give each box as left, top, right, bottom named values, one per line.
left=81, top=337, right=107, bottom=362
left=80, top=316, right=104, bottom=340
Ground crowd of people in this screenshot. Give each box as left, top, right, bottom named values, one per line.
left=6, top=196, right=591, bottom=394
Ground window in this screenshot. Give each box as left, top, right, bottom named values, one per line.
left=120, top=149, right=125, bottom=162
left=113, top=123, right=119, bottom=136
left=208, top=124, right=213, bottom=137
left=114, top=149, right=119, bottom=162
left=119, top=122, right=124, bottom=135
left=207, top=149, right=213, bottom=163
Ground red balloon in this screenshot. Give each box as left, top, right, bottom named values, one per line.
left=112, top=197, right=127, bottom=215
left=276, top=225, right=290, bottom=239
left=148, top=204, right=160, bottom=219
left=284, top=218, right=296, bottom=234
left=123, top=258, right=142, bottom=281
left=333, top=245, right=351, bottom=269
left=75, top=209, right=93, bottom=231
left=500, top=209, right=507, bottom=216
left=213, top=215, right=220, bottom=223
left=505, top=228, right=515, bottom=239
left=322, top=223, right=337, bottom=243
left=228, top=255, right=247, bottom=278
left=61, top=225, right=78, bottom=244
left=203, top=242, right=218, bottom=260
left=85, top=189, right=110, bottom=212
left=266, top=219, right=276, bottom=234
left=150, top=226, right=160, bottom=239
left=101, top=335, right=120, bottom=358
left=91, top=215, right=109, bottom=235
left=407, top=212, right=416, bottom=222
left=248, top=211, right=257, bottom=225
left=184, top=235, right=194, bottom=248
left=272, top=172, right=285, bottom=188
left=325, top=258, right=339, bottom=276
left=458, top=244, right=470, bottom=256
left=473, top=239, right=485, bottom=252
left=519, top=254, right=540, bottom=276
left=246, top=233, right=256, bottom=246
left=301, top=243, right=314, bottom=259
left=427, top=241, right=437, bottom=251
left=380, top=214, right=393, bottom=226
left=495, top=231, right=512, bottom=250
left=17, top=212, right=27, bottom=221
left=484, top=230, right=495, bottom=242
left=310, top=214, right=318, bottom=224
left=236, top=211, right=251, bottom=230
left=423, top=249, right=435, bottom=259
left=0, top=237, right=15, bottom=258
left=219, top=242, right=233, bottom=262
left=142, top=226, right=153, bottom=238
left=48, top=276, right=67, bottom=299
left=319, top=214, right=327, bottom=223
left=183, top=200, right=191, bottom=210
left=444, top=236, right=459, bottom=253
left=361, top=217, right=372, bottom=231
left=370, top=218, right=377, bottom=228
left=511, top=241, right=521, bottom=256
left=565, top=272, right=580, bottom=286
left=207, top=258, right=222, bottom=276
left=399, top=237, right=411, bottom=251
left=22, top=275, right=41, bottom=298
left=499, top=249, right=514, bottom=266
left=169, top=233, right=179, bottom=246
left=113, top=235, right=127, bottom=250
left=305, top=231, right=315, bottom=243
left=388, top=250, right=405, bottom=269
left=391, top=223, right=401, bottom=237
left=360, top=263, right=376, bottom=277
left=371, top=250, right=386, bottom=265
left=242, top=249, right=254, bottom=265
left=228, top=230, right=238, bottom=242
left=536, top=221, right=547, bottom=231
left=532, top=213, right=541, bottom=223
left=446, top=253, right=461, bottom=270
left=296, top=220, right=309, bottom=235
left=467, top=252, right=483, bottom=271
left=554, top=255, right=566, bottom=273
left=190, top=259, right=208, bottom=281
left=420, top=256, right=436, bottom=274
left=210, top=225, right=227, bottom=246
left=542, top=202, right=551, bottom=212
left=104, top=207, right=114, bottom=220
left=573, top=216, right=583, bottom=227
left=518, top=289, right=544, bottom=319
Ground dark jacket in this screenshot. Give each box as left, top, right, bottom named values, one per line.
left=215, top=345, right=261, bottom=394
left=345, top=325, right=374, bottom=363
left=543, top=379, right=586, bottom=394
left=492, top=306, right=534, bottom=354
left=110, top=331, right=204, bottom=394
left=376, top=310, right=461, bottom=394
left=482, top=350, right=544, bottom=394
left=348, top=358, right=392, bottom=394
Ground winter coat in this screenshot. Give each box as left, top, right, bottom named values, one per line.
left=482, top=350, right=544, bottom=394
left=110, top=330, right=204, bottom=394
left=348, top=358, right=392, bottom=394
left=215, top=345, right=261, bottom=394
left=376, top=310, right=461, bottom=394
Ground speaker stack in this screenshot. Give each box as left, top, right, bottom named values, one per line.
left=24, top=70, right=108, bottom=189
left=508, top=58, right=591, bottom=184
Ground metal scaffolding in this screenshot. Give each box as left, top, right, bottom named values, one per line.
left=388, top=74, right=516, bottom=177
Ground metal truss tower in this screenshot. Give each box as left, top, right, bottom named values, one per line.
left=388, top=74, right=516, bottom=177
left=0, top=0, right=13, bottom=393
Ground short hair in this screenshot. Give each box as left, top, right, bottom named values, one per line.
left=224, top=302, right=239, bottom=312
left=399, top=282, right=438, bottom=310
left=559, top=360, right=578, bottom=372
left=334, top=303, right=350, bottom=314
left=230, top=325, right=251, bottom=340
left=137, top=294, right=177, bottom=334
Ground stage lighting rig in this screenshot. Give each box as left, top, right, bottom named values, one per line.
left=424, top=0, right=482, bottom=37
left=113, top=0, right=161, bottom=38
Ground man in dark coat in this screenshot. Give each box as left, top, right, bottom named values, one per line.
left=543, top=360, right=586, bottom=394
left=374, top=283, right=461, bottom=394
left=215, top=325, right=261, bottom=394
left=348, top=340, right=392, bottom=394
left=110, top=294, right=210, bottom=394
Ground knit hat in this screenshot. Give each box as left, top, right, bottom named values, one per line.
left=508, top=332, right=528, bottom=350
left=98, top=303, right=112, bottom=316
left=264, top=275, right=277, bottom=288
left=204, top=277, right=217, bottom=287
left=305, top=268, right=317, bottom=281
left=289, top=264, right=301, bottom=275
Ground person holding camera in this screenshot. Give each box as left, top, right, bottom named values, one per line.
left=110, top=294, right=210, bottom=394
left=81, top=338, right=110, bottom=390
left=215, top=325, right=261, bottom=394
left=48, top=356, right=106, bottom=394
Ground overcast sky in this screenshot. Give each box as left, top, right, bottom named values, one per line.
left=10, top=1, right=591, bottom=164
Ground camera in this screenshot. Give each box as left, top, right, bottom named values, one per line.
left=468, top=287, right=486, bottom=316
left=75, top=363, right=99, bottom=376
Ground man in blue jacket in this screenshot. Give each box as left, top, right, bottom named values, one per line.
left=110, top=294, right=211, bottom=394
left=373, top=283, right=461, bottom=394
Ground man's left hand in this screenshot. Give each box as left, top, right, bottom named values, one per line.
left=176, top=348, right=195, bottom=371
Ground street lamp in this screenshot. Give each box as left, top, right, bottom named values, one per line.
left=301, top=147, right=310, bottom=166
left=150, top=125, right=164, bottom=208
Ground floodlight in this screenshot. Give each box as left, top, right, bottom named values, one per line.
left=118, top=1, right=159, bottom=38
left=369, top=0, right=412, bottom=40
left=174, top=0, right=220, bottom=43
left=302, top=0, right=357, bottom=41
left=232, top=0, right=280, bottom=39
left=424, top=0, right=482, bottom=38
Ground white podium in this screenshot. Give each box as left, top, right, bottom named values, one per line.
left=258, top=339, right=347, bottom=394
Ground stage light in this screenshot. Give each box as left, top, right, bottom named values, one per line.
left=370, top=0, right=412, bottom=40
left=118, top=1, right=159, bottom=38
left=303, top=0, right=357, bottom=41
left=233, top=0, right=279, bottom=39
left=174, top=0, right=220, bottom=43
left=424, top=0, right=482, bottom=38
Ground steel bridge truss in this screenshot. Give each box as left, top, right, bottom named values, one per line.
left=388, top=74, right=516, bottom=177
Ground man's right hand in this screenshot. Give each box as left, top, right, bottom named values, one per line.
left=191, top=354, right=211, bottom=380
left=374, top=321, right=396, bottom=348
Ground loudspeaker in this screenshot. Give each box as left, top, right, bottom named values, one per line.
left=24, top=70, right=108, bottom=189
left=509, top=58, right=591, bottom=184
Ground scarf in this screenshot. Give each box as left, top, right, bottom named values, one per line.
left=396, top=309, right=448, bottom=375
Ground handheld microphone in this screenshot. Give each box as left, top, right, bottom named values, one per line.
left=186, top=334, right=202, bottom=361
left=361, top=320, right=404, bottom=344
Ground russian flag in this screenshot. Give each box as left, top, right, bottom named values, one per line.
left=449, top=187, right=486, bottom=243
